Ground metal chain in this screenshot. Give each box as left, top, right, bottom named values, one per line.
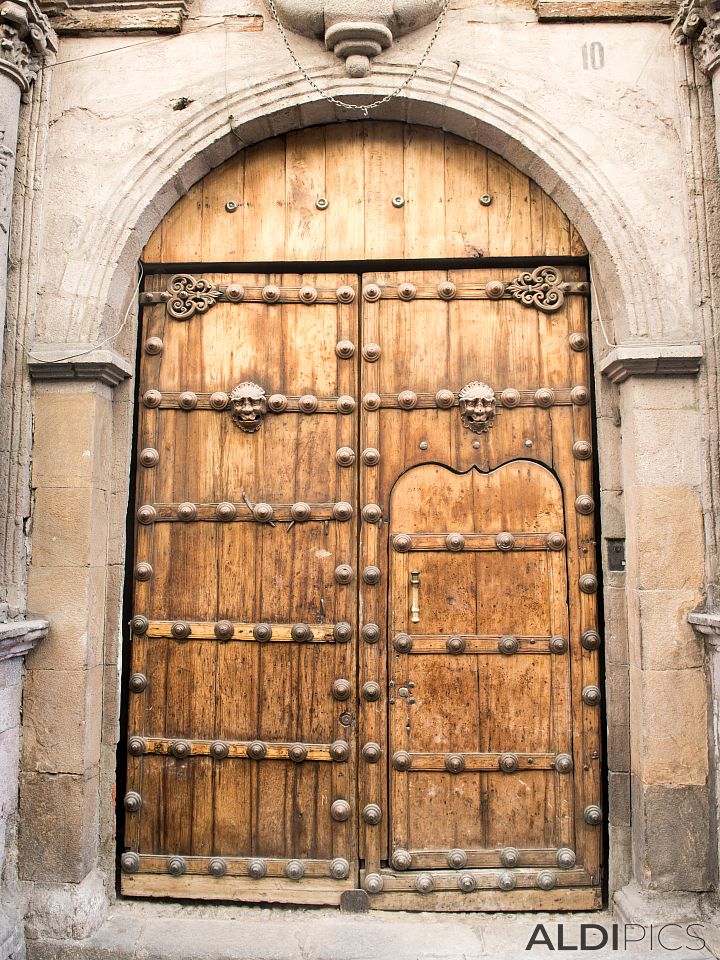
left=265, top=0, right=450, bottom=115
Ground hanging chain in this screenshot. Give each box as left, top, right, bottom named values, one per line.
left=265, top=0, right=450, bottom=115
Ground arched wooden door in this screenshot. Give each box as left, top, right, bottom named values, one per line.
left=121, top=124, right=602, bottom=911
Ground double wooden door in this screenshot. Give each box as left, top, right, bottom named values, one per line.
left=121, top=265, right=602, bottom=910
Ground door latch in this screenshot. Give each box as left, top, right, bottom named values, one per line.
left=410, top=570, right=420, bottom=623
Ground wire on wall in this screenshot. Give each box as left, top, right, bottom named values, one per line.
left=16, top=264, right=143, bottom=365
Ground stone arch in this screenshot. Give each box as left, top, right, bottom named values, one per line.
left=17, top=43, right=712, bottom=934
left=60, top=61, right=669, bottom=349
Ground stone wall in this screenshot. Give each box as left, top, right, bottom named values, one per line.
left=0, top=656, right=25, bottom=960
left=0, top=0, right=718, bottom=944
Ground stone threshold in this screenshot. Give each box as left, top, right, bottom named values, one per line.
left=26, top=900, right=720, bottom=960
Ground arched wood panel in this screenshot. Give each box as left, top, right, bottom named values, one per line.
left=143, top=123, right=587, bottom=263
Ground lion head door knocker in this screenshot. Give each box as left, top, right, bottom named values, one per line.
left=459, top=381, right=497, bottom=434
left=229, top=381, right=268, bottom=433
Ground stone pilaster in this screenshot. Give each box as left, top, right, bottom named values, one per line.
left=18, top=350, right=131, bottom=941
left=0, top=0, right=56, bottom=615
left=602, top=355, right=711, bottom=906
left=672, top=1, right=720, bottom=152
left=0, top=14, right=55, bottom=954
left=672, top=0, right=720, bottom=911
left=0, top=1, right=56, bottom=381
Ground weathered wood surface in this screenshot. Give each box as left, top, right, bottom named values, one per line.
left=124, top=272, right=359, bottom=902
left=360, top=267, right=600, bottom=908
left=534, top=0, right=676, bottom=19
left=144, top=124, right=587, bottom=263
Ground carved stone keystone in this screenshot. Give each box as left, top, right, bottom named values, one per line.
left=270, top=0, right=445, bottom=76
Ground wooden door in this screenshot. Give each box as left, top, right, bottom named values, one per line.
left=123, top=124, right=603, bottom=912
left=358, top=268, right=602, bottom=910
left=122, top=273, right=360, bottom=904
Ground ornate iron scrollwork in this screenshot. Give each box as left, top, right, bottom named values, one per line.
left=459, top=381, right=496, bottom=434
left=505, top=266, right=566, bottom=313
left=165, top=274, right=222, bottom=320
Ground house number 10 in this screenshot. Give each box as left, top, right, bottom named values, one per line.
left=582, top=42, right=605, bottom=70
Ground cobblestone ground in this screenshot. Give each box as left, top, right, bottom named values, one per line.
left=27, top=904, right=720, bottom=960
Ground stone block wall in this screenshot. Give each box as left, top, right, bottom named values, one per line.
left=0, top=657, right=24, bottom=960
left=620, top=378, right=711, bottom=891
left=20, top=383, right=111, bottom=896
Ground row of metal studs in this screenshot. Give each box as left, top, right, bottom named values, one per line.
left=120, top=853, right=350, bottom=879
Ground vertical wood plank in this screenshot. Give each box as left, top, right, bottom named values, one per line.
left=403, top=126, right=446, bottom=259
left=200, top=154, right=245, bottom=262
left=364, top=124, right=405, bottom=260
left=444, top=135, right=489, bottom=259
left=325, top=123, right=365, bottom=259
left=242, top=137, right=287, bottom=261
left=160, top=182, right=203, bottom=262
left=285, top=129, right=327, bottom=261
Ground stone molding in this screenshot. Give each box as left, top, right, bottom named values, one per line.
left=27, top=343, right=132, bottom=387
left=672, top=0, right=720, bottom=76
left=0, top=618, right=47, bottom=661
left=0, top=0, right=56, bottom=92
left=600, top=342, right=704, bottom=382
left=271, top=0, right=445, bottom=77
left=39, top=1, right=187, bottom=35
left=689, top=610, right=720, bottom=648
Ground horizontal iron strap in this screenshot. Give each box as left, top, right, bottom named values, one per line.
left=138, top=282, right=590, bottom=310
left=153, top=395, right=353, bottom=413
left=371, top=282, right=589, bottom=303
left=373, top=869, right=595, bottom=891
left=145, top=388, right=585, bottom=411
left=132, top=855, right=352, bottom=879
left=395, top=533, right=560, bottom=551
left=408, top=849, right=572, bottom=869
left=144, top=622, right=338, bottom=642
left=401, top=637, right=558, bottom=654
left=147, top=503, right=348, bottom=523
left=135, top=738, right=337, bottom=761
left=373, top=389, right=580, bottom=409
left=140, top=286, right=350, bottom=308
left=402, top=753, right=558, bottom=771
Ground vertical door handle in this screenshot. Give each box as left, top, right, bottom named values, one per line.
left=410, top=570, right=420, bottom=624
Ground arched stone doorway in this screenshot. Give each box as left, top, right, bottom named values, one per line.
left=119, top=122, right=603, bottom=910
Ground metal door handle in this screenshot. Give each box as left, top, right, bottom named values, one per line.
left=410, top=570, right=420, bottom=623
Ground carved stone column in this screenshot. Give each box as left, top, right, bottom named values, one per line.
left=673, top=1, right=720, bottom=153
left=0, top=6, right=55, bottom=952
left=672, top=0, right=720, bottom=910
left=0, top=0, right=55, bottom=389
